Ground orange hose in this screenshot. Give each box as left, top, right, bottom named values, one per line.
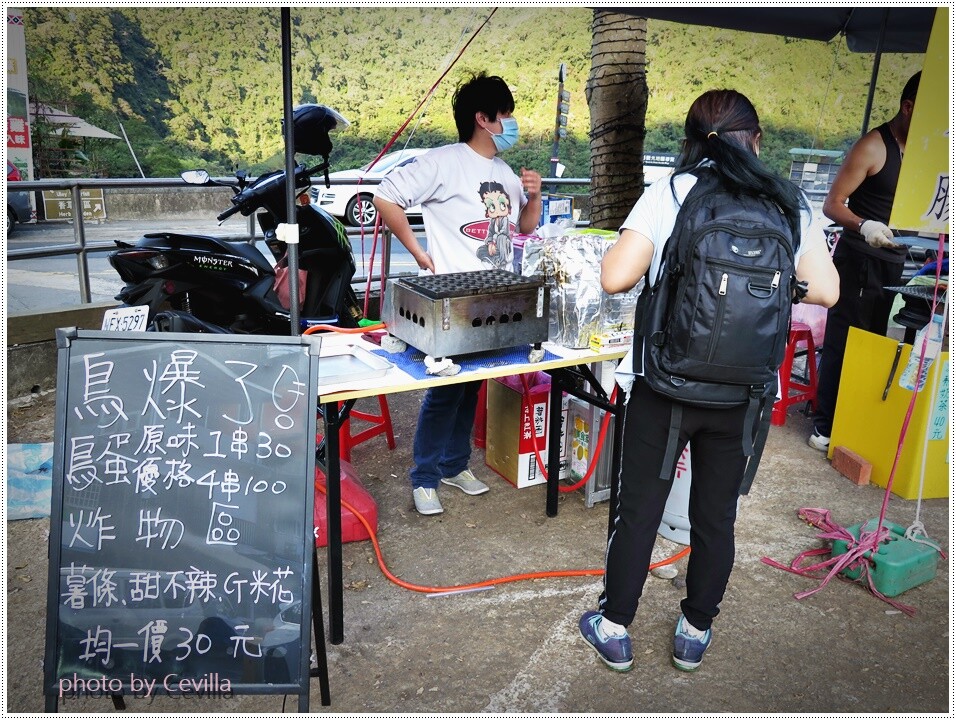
left=516, top=374, right=616, bottom=494
left=315, top=482, right=691, bottom=594
left=303, top=322, right=386, bottom=335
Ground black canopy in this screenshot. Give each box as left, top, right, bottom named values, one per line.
left=619, top=7, right=935, bottom=53
left=606, top=7, right=936, bottom=133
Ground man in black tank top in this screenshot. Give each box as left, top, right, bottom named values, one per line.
left=809, top=72, right=921, bottom=452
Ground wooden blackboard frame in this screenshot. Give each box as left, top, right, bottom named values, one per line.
left=43, top=329, right=322, bottom=712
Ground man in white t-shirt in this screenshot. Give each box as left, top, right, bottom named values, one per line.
left=374, top=72, right=542, bottom=515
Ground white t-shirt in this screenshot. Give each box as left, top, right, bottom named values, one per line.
left=374, top=143, right=527, bottom=274
left=616, top=169, right=819, bottom=385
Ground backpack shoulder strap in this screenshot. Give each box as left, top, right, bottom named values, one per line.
left=633, top=168, right=715, bottom=369
left=658, top=403, right=684, bottom=481
left=687, top=164, right=723, bottom=195
left=739, top=390, right=773, bottom=495
left=657, top=168, right=718, bottom=263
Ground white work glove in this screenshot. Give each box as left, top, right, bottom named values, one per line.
left=860, top=220, right=902, bottom=249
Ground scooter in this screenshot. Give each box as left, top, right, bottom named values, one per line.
left=108, top=104, right=363, bottom=334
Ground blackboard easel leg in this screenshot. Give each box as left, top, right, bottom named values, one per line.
left=110, top=694, right=126, bottom=711
left=45, top=695, right=57, bottom=713
left=310, top=549, right=332, bottom=706
left=322, top=400, right=345, bottom=644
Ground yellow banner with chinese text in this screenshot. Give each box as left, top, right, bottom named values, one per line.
left=889, top=6, right=949, bottom=235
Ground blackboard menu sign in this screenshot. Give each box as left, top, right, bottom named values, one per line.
left=43, top=330, right=321, bottom=711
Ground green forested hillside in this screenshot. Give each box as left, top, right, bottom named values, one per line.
left=23, top=7, right=923, bottom=178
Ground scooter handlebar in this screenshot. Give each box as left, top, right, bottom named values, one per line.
left=217, top=160, right=330, bottom=222
left=217, top=203, right=243, bottom=222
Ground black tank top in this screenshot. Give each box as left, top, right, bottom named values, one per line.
left=842, top=123, right=907, bottom=262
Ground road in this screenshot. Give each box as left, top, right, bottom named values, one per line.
left=5, top=216, right=420, bottom=315
left=9, top=210, right=925, bottom=317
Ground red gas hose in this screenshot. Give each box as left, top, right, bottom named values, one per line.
left=315, top=482, right=690, bottom=594
left=517, top=373, right=616, bottom=493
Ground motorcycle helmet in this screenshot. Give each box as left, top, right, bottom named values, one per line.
left=287, top=104, right=350, bottom=158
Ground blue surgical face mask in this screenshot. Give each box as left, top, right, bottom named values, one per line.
left=487, top=116, right=519, bottom=152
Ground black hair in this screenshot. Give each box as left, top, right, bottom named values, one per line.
left=901, top=71, right=921, bottom=105
left=671, top=89, right=806, bottom=242
left=452, top=73, right=515, bottom=142
left=478, top=180, right=507, bottom=199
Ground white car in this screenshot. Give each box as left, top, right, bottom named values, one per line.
left=311, top=148, right=429, bottom=227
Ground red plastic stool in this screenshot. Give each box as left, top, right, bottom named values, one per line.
left=339, top=395, right=396, bottom=461
left=772, top=321, right=818, bottom=426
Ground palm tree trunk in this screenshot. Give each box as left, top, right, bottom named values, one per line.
left=586, top=11, right=648, bottom=230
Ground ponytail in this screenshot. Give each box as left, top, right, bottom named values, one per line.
left=671, top=90, right=806, bottom=247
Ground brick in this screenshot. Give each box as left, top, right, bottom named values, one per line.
left=832, top=446, right=872, bottom=486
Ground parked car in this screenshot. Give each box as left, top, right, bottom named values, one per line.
left=7, top=161, right=32, bottom=233
left=311, top=148, right=428, bottom=227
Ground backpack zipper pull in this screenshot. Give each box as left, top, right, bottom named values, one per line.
left=719, top=273, right=728, bottom=296
left=771, top=270, right=781, bottom=290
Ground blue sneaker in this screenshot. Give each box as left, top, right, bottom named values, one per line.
left=672, top=614, right=712, bottom=671
left=578, top=611, right=633, bottom=672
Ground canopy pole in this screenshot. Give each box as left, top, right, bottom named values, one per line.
left=281, top=7, right=300, bottom=335
left=860, top=9, right=890, bottom=135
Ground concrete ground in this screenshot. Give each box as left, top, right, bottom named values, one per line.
left=5, top=388, right=951, bottom=713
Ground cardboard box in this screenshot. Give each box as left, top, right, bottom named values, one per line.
left=485, top=376, right=570, bottom=488
left=568, top=397, right=614, bottom=484
left=659, top=445, right=693, bottom=545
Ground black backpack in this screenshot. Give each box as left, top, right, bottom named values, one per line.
left=634, top=167, right=800, bottom=493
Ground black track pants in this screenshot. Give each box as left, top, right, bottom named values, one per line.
left=599, top=377, right=748, bottom=631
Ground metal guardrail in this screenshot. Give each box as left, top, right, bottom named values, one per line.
left=9, top=177, right=258, bottom=303
left=7, top=174, right=827, bottom=307
left=7, top=175, right=591, bottom=305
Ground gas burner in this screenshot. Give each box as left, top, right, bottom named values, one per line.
left=399, top=270, right=545, bottom=299
left=383, top=269, right=549, bottom=358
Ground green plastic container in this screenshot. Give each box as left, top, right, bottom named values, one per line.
left=830, top=519, right=939, bottom=598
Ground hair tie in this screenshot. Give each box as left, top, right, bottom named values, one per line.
left=707, top=131, right=718, bottom=140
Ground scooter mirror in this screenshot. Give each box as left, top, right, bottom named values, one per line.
left=181, top=170, right=210, bottom=185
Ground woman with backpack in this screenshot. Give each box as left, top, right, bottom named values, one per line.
left=578, top=89, right=839, bottom=673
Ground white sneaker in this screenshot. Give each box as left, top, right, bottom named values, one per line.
left=440, top=469, right=489, bottom=496
left=808, top=428, right=830, bottom=452
left=412, top=486, right=444, bottom=515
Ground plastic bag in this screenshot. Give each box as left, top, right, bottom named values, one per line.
left=791, top=302, right=828, bottom=347
left=274, top=256, right=308, bottom=311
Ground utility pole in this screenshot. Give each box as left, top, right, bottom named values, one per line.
left=549, top=63, right=570, bottom=193
left=118, top=122, right=145, bottom=178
